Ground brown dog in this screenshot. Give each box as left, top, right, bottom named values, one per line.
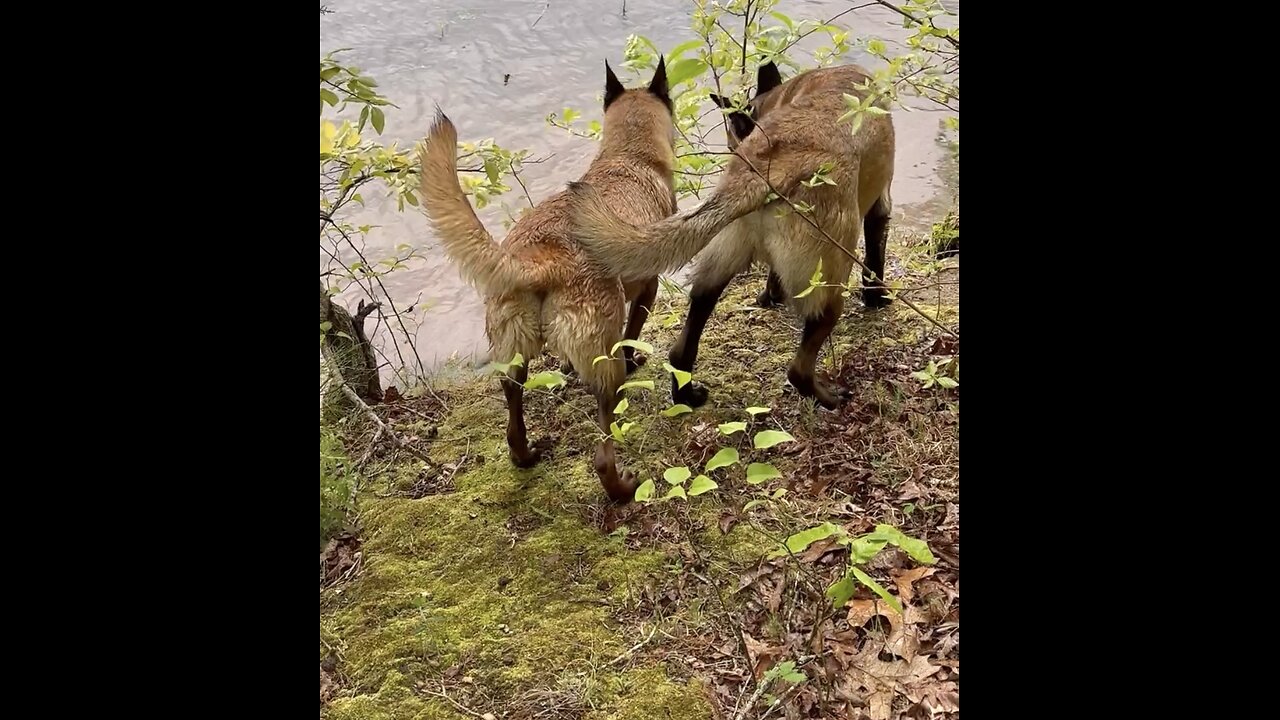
left=416, top=59, right=675, bottom=502
left=569, top=62, right=895, bottom=410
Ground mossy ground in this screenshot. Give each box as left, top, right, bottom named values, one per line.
left=321, top=229, right=959, bottom=719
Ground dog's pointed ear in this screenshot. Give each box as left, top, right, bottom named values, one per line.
left=648, top=55, right=669, bottom=102
left=604, top=60, right=626, bottom=110
left=756, top=61, right=783, bottom=96
left=728, top=111, right=756, bottom=141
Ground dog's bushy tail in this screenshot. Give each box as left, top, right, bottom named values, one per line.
left=416, top=109, right=529, bottom=292
left=568, top=149, right=821, bottom=283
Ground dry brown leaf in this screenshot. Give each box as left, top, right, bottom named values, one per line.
left=892, top=567, right=937, bottom=605
left=767, top=573, right=786, bottom=613
left=719, top=510, right=739, bottom=535
left=846, top=599, right=926, bottom=663
left=320, top=665, right=336, bottom=705
left=743, top=632, right=787, bottom=679
left=797, top=537, right=843, bottom=563
left=906, top=680, right=959, bottom=714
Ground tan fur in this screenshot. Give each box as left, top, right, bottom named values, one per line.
left=570, top=64, right=892, bottom=298
left=569, top=64, right=896, bottom=410
left=416, top=64, right=676, bottom=501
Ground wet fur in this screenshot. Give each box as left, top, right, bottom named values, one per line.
left=417, top=59, right=676, bottom=501
left=569, top=63, right=895, bottom=410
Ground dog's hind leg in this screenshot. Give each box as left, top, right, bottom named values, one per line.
left=621, top=277, right=659, bottom=374
left=755, top=269, right=786, bottom=308
left=501, top=364, right=547, bottom=467
left=667, top=223, right=756, bottom=408
left=862, top=193, right=892, bottom=309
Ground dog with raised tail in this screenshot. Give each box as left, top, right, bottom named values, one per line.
left=416, top=59, right=676, bottom=502
left=568, top=62, right=895, bottom=410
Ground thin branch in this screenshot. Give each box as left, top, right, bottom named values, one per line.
left=341, top=386, right=429, bottom=462
left=873, top=0, right=959, bottom=49
left=776, top=4, right=878, bottom=57
left=606, top=625, right=659, bottom=667
left=531, top=1, right=550, bottom=29
left=511, top=165, right=535, bottom=208
left=417, top=681, right=488, bottom=719
left=324, top=217, right=426, bottom=372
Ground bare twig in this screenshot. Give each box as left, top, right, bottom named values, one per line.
left=531, top=1, right=550, bottom=29
left=355, top=427, right=385, bottom=469
left=733, top=677, right=775, bottom=720
left=606, top=625, right=659, bottom=667
left=511, top=165, right=535, bottom=208
left=873, top=0, right=959, bottom=49
left=418, top=680, right=488, bottom=718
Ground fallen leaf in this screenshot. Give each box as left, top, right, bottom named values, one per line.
left=719, top=511, right=739, bottom=535
left=743, top=632, right=787, bottom=679
left=797, top=537, right=844, bottom=563
left=896, top=480, right=924, bottom=501
left=320, top=665, right=336, bottom=705
left=846, top=600, right=925, bottom=662
left=892, top=567, right=937, bottom=605
left=767, top=573, right=786, bottom=613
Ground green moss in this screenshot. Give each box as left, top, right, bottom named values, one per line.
left=587, top=667, right=713, bottom=720
left=322, top=262, right=956, bottom=718
left=321, top=429, right=354, bottom=546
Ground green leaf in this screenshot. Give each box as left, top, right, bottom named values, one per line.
left=745, top=406, right=771, bottom=416
left=719, top=421, right=747, bottom=436
left=662, top=485, right=688, bottom=501
left=874, top=524, right=937, bottom=564
left=666, top=58, right=709, bottom=86
left=371, top=106, right=386, bottom=134
left=687, top=474, right=718, bottom=496
left=663, top=362, right=692, bottom=389
left=764, top=660, right=806, bottom=684
left=743, top=499, right=768, bottom=511
left=618, top=380, right=655, bottom=393
left=524, top=371, right=567, bottom=390
left=794, top=284, right=817, bottom=298
left=611, top=339, right=655, bottom=355
left=320, top=321, right=333, bottom=332
left=852, top=566, right=902, bottom=614
left=753, top=430, right=795, bottom=449
left=745, top=463, right=782, bottom=485
left=827, top=570, right=857, bottom=608
left=610, top=421, right=635, bottom=442
left=846, top=534, right=890, bottom=564
left=705, top=447, right=740, bottom=472
left=593, top=355, right=612, bottom=366
left=663, top=466, right=692, bottom=485
left=666, top=39, right=704, bottom=61
left=936, top=377, right=958, bottom=389
left=634, top=478, right=655, bottom=502
left=662, top=404, right=694, bottom=417
left=320, top=89, right=339, bottom=107
left=769, top=11, right=795, bottom=30
left=771, top=522, right=842, bottom=558
left=508, top=353, right=525, bottom=367
left=613, top=397, right=629, bottom=415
